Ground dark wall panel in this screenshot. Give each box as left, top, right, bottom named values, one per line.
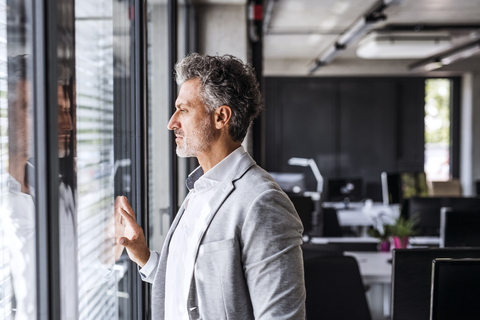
left=396, top=79, right=426, bottom=171
left=264, top=77, right=428, bottom=200
left=339, top=80, right=396, bottom=185
left=280, top=79, right=337, bottom=189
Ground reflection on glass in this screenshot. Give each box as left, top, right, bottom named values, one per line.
left=75, top=0, right=132, bottom=318
left=0, top=0, right=36, bottom=319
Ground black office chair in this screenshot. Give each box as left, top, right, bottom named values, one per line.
left=301, top=243, right=343, bottom=261
left=288, top=194, right=314, bottom=234
left=322, top=207, right=343, bottom=237
left=304, top=255, right=372, bottom=320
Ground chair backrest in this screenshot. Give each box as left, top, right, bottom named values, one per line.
left=440, top=208, right=480, bottom=247
left=288, top=194, right=314, bottom=233
left=391, top=248, right=480, bottom=320
left=430, top=258, right=480, bottom=320
left=304, top=255, right=371, bottom=320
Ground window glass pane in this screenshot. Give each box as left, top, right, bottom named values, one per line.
left=1, top=0, right=35, bottom=319
left=73, top=0, right=133, bottom=318
left=147, top=1, right=171, bottom=251
left=425, top=79, right=451, bottom=182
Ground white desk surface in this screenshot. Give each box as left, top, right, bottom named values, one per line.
left=344, top=251, right=392, bottom=284
left=310, top=237, right=379, bottom=244
left=336, top=204, right=399, bottom=227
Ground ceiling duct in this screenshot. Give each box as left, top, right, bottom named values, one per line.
left=309, top=0, right=400, bottom=74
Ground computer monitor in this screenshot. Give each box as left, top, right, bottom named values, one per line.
left=381, top=171, right=428, bottom=205
left=391, top=248, right=480, bottom=320
left=404, top=197, right=480, bottom=237
left=269, top=172, right=306, bottom=194
left=440, top=208, right=480, bottom=247
left=430, top=258, right=480, bottom=320
left=326, top=178, right=363, bottom=202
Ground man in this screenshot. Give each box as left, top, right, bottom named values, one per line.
left=117, top=53, right=306, bottom=319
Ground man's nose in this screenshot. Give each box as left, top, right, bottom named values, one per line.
left=59, top=111, right=73, bottom=132
left=167, top=112, right=178, bottom=130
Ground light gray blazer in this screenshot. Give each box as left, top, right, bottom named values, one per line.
left=148, top=153, right=306, bottom=319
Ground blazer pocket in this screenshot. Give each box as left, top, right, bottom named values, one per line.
left=199, top=238, right=236, bottom=255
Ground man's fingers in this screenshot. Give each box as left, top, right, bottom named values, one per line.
left=118, top=237, right=129, bottom=247
left=117, top=207, right=137, bottom=226
left=120, top=196, right=136, bottom=218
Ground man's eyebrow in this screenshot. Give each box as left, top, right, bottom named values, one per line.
left=175, top=102, right=190, bottom=109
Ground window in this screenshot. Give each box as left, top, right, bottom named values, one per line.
left=425, top=79, right=451, bottom=182
left=1, top=0, right=182, bottom=317
left=147, top=0, right=197, bottom=252
left=75, top=1, right=127, bottom=318
left=147, top=0, right=172, bottom=252
left=0, top=0, right=36, bottom=318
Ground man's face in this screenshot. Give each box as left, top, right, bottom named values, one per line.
left=58, top=85, right=73, bottom=158
left=167, top=79, right=216, bottom=158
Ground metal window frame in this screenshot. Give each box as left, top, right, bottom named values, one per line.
left=31, top=0, right=154, bottom=318
left=133, top=0, right=151, bottom=318
left=450, top=77, right=461, bottom=179
left=33, top=0, right=61, bottom=318
left=168, top=0, right=179, bottom=219
left=30, top=0, right=182, bottom=318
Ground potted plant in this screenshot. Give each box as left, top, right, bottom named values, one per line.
left=368, top=224, right=394, bottom=252
left=390, top=214, right=420, bottom=249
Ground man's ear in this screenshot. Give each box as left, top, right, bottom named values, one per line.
left=214, top=105, right=232, bottom=129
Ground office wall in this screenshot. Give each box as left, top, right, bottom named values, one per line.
left=473, top=73, right=480, bottom=195
left=265, top=77, right=428, bottom=200
left=195, top=2, right=247, bottom=62
left=462, top=72, right=480, bottom=196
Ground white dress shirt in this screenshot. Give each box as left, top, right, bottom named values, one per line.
left=140, top=146, right=246, bottom=319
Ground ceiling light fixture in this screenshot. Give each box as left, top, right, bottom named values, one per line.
left=356, top=32, right=452, bottom=59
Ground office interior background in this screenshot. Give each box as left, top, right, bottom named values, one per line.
left=1, top=0, right=480, bottom=319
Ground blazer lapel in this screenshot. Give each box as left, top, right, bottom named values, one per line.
left=190, top=153, right=256, bottom=261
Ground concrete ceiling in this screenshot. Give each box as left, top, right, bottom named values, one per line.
left=263, top=0, right=480, bottom=76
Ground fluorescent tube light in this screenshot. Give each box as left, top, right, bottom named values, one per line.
left=441, top=43, right=480, bottom=65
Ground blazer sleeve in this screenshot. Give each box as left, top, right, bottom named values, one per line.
left=241, top=189, right=306, bottom=319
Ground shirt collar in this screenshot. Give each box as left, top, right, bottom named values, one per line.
left=185, top=146, right=246, bottom=192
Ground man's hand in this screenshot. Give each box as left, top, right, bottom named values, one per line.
left=115, top=196, right=150, bottom=267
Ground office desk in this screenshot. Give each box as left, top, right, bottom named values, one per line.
left=344, top=251, right=392, bottom=284
left=332, top=204, right=398, bottom=237
left=344, top=251, right=392, bottom=319
left=336, top=204, right=399, bottom=227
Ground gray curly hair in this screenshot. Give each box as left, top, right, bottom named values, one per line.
left=175, top=53, right=263, bottom=142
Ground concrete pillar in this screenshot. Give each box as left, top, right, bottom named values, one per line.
left=460, top=72, right=480, bottom=196
left=195, top=1, right=248, bottom=63
left=195, top=1, right=254, bottom=153
left=472, top=72, right=480, bottom=195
